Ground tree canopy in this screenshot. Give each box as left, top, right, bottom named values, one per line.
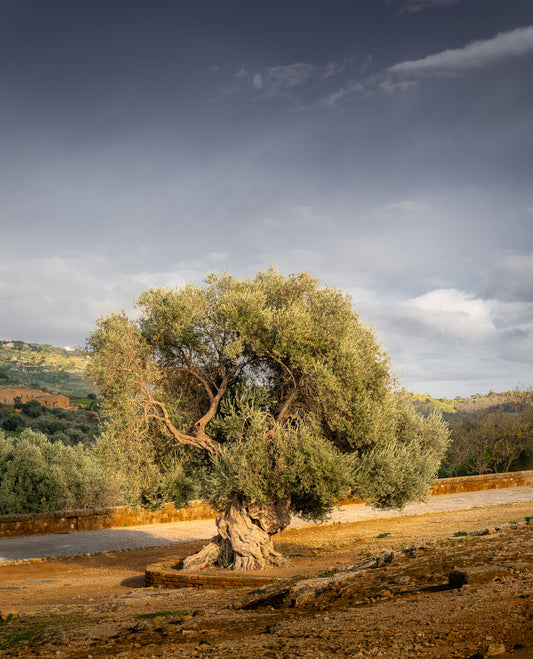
left=87, top=268, right=449, bottom=570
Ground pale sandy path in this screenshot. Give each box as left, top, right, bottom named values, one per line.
left=0, top=487, right=531, bottom=563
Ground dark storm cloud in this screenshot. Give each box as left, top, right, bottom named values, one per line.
left=1, top=0, right=532, bottom=396
left=484, top=253, right=533, bottom=303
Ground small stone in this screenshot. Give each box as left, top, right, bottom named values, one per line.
left=472, top=527, right=497, bottom=536
left=484, top=643, right=506, bottom=656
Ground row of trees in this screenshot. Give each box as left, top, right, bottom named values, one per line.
left=440, top=389, right=533, bottom=476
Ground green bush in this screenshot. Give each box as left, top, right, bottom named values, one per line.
left=22, top=399, right=43, bottom=418
left=1, top=414, right=26, bottom=433
left=0, top=429, right=118, bottom=514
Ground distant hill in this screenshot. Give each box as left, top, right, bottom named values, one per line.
left=404, top=389, right=526, bottom=421
left=405, top=392, right=458, bottom=419
left=0, top=339, right=523, bottom=407
left=0, top=340, right=96, bottom=398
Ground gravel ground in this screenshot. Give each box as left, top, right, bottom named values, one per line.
left=0, top=499, right=532, bottom=658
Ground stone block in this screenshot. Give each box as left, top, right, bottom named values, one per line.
left=449, top=565, right=509, bottom=588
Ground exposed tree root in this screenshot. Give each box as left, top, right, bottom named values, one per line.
left=181, top=498, right=292, bottom=571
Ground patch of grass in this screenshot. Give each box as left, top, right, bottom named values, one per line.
left=0, top=613, right=98, bottom=651
left=135, top=610, right=188, bottom=621
left=0, top=613, right=17, bottom=622
left=0, top=624, right=48, bottom=650
left=69, top=398, right=93, bottom=406
left=453, top=531, right=468, bottom=537
left=377, top=532, right=391, bottom=539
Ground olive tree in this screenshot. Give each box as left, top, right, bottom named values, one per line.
left=87, top=269, right=449, bottom=571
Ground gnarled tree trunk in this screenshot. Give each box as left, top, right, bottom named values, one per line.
left=181, top=497, right=292, bottom=571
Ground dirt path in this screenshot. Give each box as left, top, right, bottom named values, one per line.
left=0, top=500, right=532, bottom=658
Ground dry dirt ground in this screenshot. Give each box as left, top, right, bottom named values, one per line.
left=0, top=501, right=532, bottom=658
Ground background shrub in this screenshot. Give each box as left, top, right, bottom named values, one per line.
left=0, top=429, right=118, bottom=514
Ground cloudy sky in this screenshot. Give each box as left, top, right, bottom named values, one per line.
left=1, top=0, right=532, bottom=397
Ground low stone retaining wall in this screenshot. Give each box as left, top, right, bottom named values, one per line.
left=427, top=470, right=533, bottom=496
left=1, top=470, right=531, bottom=539
left=0, top=500, right=215, bottom=539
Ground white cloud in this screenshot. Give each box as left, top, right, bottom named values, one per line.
left=404, top=288, right=496, bottom=342
left=252, top=73, right=264, bottom=89
left=206, top=251, right=230, bottom=263
left=321, top=24, right=533, bottom=104
left=230, top=28, right=529, bottom=107
left=401, top=0, right=462, bottom=14
left=0, top=255, right=219, bottom=345
left=232, top=59, right=346, bottom=101
left=357, top=286, right=533, bottom=396
left=266, top=63, right=318, bottom=90
left=389, top=25, right=533, bottom=77
left=318, top=84, right=355, bottom=108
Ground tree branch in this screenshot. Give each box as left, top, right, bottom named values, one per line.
left=145, top=398, right=221, bottom=454
left=265, top=350, right=297, bottom=388
left=175, top=366, right=215, bottom=403
left=136, top=374, right=221, bottom=454
left=276, top=386, right=300, bottom=424
left=194, top=371, right=232, bottom=438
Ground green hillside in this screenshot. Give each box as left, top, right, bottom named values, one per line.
left=0, top=339, right=523, bottom=414
left=404, top=390, right=531, bottom=419
left=0, top=340, right=96, bottom=397
left=405, top=392, right=457, bottom=417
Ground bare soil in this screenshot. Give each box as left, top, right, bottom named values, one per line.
left=0, top=501, right=532, bottom=658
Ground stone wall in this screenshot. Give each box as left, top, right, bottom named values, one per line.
left=427, top=470, right=533, bottom=495
left=0, top=500, right=215, bottom=539
left=1, top=470, right=532, bottom=539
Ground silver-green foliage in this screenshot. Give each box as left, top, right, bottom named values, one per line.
left=351, top=392, right=451, bottom=509
left=0, top=429, right=116, bottom=514
left=209, top=400, right=353, bottom=522
left=91, top=429, right=207, bottom=509
left=87, top=269, right=450, bottom=516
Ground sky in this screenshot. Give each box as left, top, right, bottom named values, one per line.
left=1, top=0, right=532, bottom=398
